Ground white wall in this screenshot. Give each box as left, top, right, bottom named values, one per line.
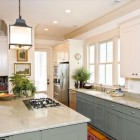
left=69, top=39, right=84, bottom=89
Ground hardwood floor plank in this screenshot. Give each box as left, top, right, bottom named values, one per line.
left=88, top=125, right=110, bottom=140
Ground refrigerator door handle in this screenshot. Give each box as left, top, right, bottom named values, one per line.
left=61, top=72, right=64, bottom=88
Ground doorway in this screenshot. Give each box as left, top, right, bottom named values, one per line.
left=35, top=47, right=53, bottom=97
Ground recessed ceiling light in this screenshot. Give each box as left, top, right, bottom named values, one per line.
left=113, top=0, right=121, bottom=3
left=65, top=9, right=71, bottom=13
left=44, top=28, right=48, bottom=31
left=53, top=21, right=58, bottom=24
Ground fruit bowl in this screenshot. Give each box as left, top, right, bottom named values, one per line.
left=0, top=93, right=16, bottom=101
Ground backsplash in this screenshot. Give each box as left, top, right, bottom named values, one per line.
left=127, top=79, right=140, bottom=94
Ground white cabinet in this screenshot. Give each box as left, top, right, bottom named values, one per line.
left=53, top=42, right=69, bottom=64
left=120, top=17, right=140, bottom=78
left=0, top=37, right=8, bottom=76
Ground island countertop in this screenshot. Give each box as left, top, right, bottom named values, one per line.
left=0, top=97, right=90, bottom=137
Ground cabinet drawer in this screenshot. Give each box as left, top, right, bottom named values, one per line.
left=104, top=100, right=122, bottom=112
left=77, top=92, right=94, bottom=102
left=94, top=97, right=104, bottom=106
left=122, top=105, right=140, bottom=119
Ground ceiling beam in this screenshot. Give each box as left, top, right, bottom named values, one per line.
left=64, top=0, right=140, bottom=39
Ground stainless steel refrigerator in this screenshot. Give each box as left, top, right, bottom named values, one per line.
left=53, top=62, right=69, bottom=106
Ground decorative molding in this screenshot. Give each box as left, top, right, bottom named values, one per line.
left=85, top=28, right=120, bottom=44
left=64, top=0, right=140, bottom=39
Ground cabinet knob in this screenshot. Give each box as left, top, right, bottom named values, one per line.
left=135, top=73, right=138, bottom=76
left=131, top=111, right=135, bottom=114
left=132, top=73, right=134, bottom=75
left=111, top=105, right=114, bottom=107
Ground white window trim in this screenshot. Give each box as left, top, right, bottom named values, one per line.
left=86, top=36, right=125, bottom=87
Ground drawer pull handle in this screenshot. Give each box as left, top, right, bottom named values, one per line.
left=111, top=105, right=114, bottom=107
left=131, top=111, right=135, bottom=114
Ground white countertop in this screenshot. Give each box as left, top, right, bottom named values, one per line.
left=0, top=96, right=90, bottom=137
left=70, top=88, right=140, bottom=110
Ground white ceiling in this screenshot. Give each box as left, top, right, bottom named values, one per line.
left=0, top=0, right=133, bottom=40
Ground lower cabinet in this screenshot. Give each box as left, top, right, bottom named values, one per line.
left=76, top=96, right=94, bottom=125
left=105, top=108, right=122, bottom=140
left=85, top=100, right=94, bottom=125
left=9, top=131, right=41, bottom=140
left=76, top=92, right=140, bottom=140
left=94, top=103, right=105, bottom=132
left=0, top=137, right=9, bottom=140
left=4, top=123, right=87, bottom=140
left=76, top=97, right=85, bottom=115
left=42, top=123, right=87, bottom=140
left=122, top=114, right=140, bottom=140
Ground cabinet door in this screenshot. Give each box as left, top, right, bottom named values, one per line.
left=105, top=108, right=122, bottom=140
left=0, top=137, right=9, bottom=140
left=9, top=131, right=41, bottom=140
left=76, top=97, right=85, bottom=115
left=42, top=123, right=87, bottom=140
left=122, top=114, right=140, bottom=140
left=94, top=103, right=105, bottom=131
left=53, top=46, right=59, bottom=65
left=0, top=41, right=8, bottom=76
left=120, top=23, right=140, bottom=78
left=69, top=90, right=76, bottom=110
left=85, top=100, right=94, bottom=125
left=63, top=45, right=69, bottom=62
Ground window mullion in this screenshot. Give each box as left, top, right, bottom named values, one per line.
left=96, top=43, right=99, bottom=84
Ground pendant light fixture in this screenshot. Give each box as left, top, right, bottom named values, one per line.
left=9, top=0, right=32, bottom=50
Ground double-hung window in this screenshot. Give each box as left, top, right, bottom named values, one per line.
left=98, top=41, right=113, bottom=85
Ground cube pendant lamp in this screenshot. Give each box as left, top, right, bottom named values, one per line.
left=9, top=0, right=32, bottom=50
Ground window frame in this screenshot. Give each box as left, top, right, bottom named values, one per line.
left=87, top=44, right=96, bottom=83
left=87, top=36, right=125, bottom=87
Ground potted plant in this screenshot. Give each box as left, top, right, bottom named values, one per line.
left=9, top=74, right=36, bottom=97
left=72, top=67, right=91, bottom=88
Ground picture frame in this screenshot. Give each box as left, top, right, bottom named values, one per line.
left=17, top=50, right=28, bottom=61
left=14, top=63, right=31, bottom=76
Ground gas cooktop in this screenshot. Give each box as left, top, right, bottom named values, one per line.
left=23, top=98, right=61, bottom=110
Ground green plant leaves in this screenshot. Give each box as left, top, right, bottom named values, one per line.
left=72, top=67, right=91, bottom=82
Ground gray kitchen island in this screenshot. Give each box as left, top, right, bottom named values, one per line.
left=0, top=95, right=90, bottom=140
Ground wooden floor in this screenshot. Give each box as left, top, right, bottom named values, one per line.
left=88, top=125, right=110, bottom=140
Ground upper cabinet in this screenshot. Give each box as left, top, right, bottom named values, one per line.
left=53, top=42, right=69, bottom=64
left=0, top=37, right=8, bottom=76
left=120, top=17, right=140, bottom=78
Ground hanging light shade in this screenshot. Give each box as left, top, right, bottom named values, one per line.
left=9, top=0, right=32, bottom=50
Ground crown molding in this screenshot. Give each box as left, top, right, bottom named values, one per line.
left=64, top=0, right=140, bottom=39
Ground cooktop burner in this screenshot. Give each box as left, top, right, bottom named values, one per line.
left=23, top=98, right=61, bottom=110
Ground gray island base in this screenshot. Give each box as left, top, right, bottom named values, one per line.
left=0, top=98, right=90, bottom=140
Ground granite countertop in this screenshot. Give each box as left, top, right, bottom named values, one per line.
left=70, top=88, right=140, bottom=110
left=0, top=97, right=90, bottom=137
